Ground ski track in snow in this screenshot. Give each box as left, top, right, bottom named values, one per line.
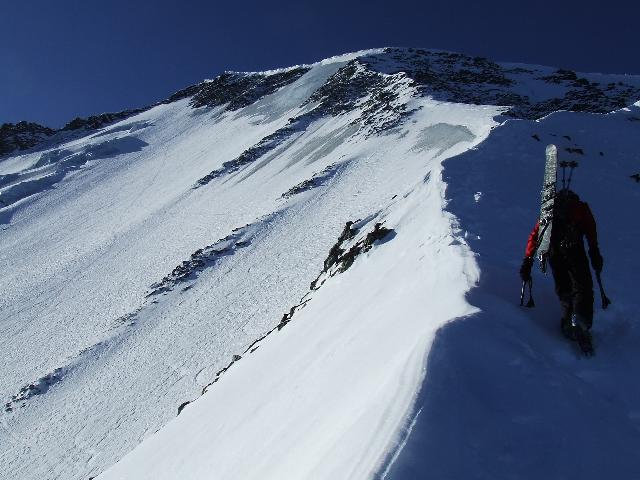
left=1, top=48, right=640, bottom=480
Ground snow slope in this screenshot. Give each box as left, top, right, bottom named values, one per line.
left=1, top=48, right=639, bottom=480
left=384, top=101, right=640, bottom=479
left=96, top=99, right=498, bottom=480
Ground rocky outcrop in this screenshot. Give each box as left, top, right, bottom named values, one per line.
left=148, top=225, right=253, bottom=296
left=311, top=221, right=393, bottom=289
left=195, top=112, right=320, bottom=187
left=281, top=162, right=348, bottom=199
left=61, top=109, right=145, bottom=131
left=1, top=108, right=149, bottom=157
left=304, top=60, right=415, bottom=135
left=4, top=368, right=66, bottom=412
left=359, top=48, right=640, bottom=120
left=0, top=110, right=147, bottom=157
left=189, top=68, right=309, bottom=111
left=177, top=217, right=395, bottom=416
left=192, top=61, right=416, bottom=188
left=0, top=122, right=55, bottom=156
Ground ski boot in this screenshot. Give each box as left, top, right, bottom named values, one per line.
left=561, top=317, right=576, bottom=340
left=571, top=314, right=594, bottom=356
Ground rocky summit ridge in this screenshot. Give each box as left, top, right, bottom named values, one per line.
left=3, top=47, right=640, bottom=157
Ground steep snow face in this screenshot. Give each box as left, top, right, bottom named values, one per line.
left=96, top=100, right=499, bottom=480
left=1, top=48, right=639, bottom=480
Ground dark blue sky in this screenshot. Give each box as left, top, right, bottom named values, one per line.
left=2, top=0, right=639, bottom=128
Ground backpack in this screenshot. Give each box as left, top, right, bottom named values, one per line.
left=551, top=190, right=583, bottom=255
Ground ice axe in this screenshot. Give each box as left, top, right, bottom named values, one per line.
left=519, top=278, right=535, bottom=308
left=595, top=271, right=611, bottom=309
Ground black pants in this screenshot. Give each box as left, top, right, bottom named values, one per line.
left=549, top=249, right=594, bottom=329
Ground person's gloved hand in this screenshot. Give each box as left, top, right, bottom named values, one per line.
left=589, top=247, right=603, bottom=273
left=520, top=256, right=534, bottom=281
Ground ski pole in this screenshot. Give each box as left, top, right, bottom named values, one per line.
left=526, top=279, right=535, bottom=307
left=595, top=271, right=611, bottom=309
left=519, top=279, right=535, bottom=308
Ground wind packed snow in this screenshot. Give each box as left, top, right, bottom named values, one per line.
left=1, top=48, right=639, bottom=480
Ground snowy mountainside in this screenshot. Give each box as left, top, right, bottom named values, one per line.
left=1, top=48, right=639, bottom=480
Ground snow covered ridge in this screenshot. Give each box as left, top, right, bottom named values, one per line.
left=4, top=47, right=640, bottom=158
left=360, top=48, right=640, bottom=119
left=1, top=48, right=640, bottom=480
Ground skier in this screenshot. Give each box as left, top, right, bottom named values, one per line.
left=519, top=189, right=604, bottom=342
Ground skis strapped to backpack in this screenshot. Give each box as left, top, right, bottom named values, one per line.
left=536, top=145, right=558, bottom=272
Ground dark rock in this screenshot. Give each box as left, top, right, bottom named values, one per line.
left=363, top=223, right=393, bottom=251
left=281, top=162, right=348, bottom=199
left=360, top=49, right=640, bottom=120
left=195, top=112, right=320, bottom=187
left=541, top=69, right=578, bottom=83
left=163, top=84, right=202, bottom=104
left=565, top=147, right=584, bottom=155
left=62, top=109, right=144, bottom=131
left=177, top=401, right=191, bottom=415
left=1, top=109, right=146, bottom=157
left=323, top=221, right=356, bottom=271
left=0, top=121, right=55, bottom=156
left=6, top=367, right=66, bottom=411
left=148, top=227, right=252, bottom=296
left=304, top=60, right=413, bottom=135
left=314, top=220, right=394, bottom=280
left=189, top=68, right=309, bottom=111
left=332, top=223, right=391, bottom=273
